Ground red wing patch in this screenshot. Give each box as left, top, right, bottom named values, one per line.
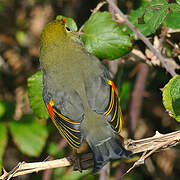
left=46, top=99, right=82, bottom=149
left=111, top=81, right=118, bottom=96
left=47, top=103, right=54, bottom=118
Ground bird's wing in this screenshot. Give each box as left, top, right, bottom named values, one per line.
left=43, top=88, right=84, bottom=149
left=85, top=71, right=122, bottom=134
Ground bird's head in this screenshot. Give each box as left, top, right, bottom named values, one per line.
left=39, top=18, right=82, bottom=69
left=40, top=18, right=73, bottom=48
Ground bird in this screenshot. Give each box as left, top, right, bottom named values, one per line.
left=39, top=17, right=132, bottom=173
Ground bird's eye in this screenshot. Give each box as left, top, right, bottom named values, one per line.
left=65, top=25, right=71, bottom=32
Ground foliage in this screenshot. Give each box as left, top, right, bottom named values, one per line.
left=9, top=115, right=48, bottom=156
left=0, top=0, right=180, bottom=179
left=0, top=102, right=48, bottom=173
left=121, top=0, right=180, bottom=37
left=82, top=11, right=132, bottom=59
left=28, top=71, right=49, bottom=119
left=163, top=75, right=180, bottom=122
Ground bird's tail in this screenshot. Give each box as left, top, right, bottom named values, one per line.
left=88, top=136, right=132, bottom=174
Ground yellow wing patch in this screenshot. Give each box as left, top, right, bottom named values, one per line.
left=104, top=79, right=122, bottom=134
left=47, top=99, right=82, bottom=149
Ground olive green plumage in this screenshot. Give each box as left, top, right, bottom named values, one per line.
left=39, top=19, right=131, bottom=173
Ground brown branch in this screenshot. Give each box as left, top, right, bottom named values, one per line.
left=107, top=0, right=119, bottom=79
left=124, top=130, right=180, bottom=154
left=129, top=63, right=149, bottom=135
left=108, top=0, right=117, bottom=19
left=122, top=130, right=180, bottom=177
left=1, top=158, right=71, bottom=180
left=106, top=0, right=176, bottom=77
left=1, top=130, right=180, bottom=180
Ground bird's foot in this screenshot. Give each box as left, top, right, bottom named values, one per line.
left=73, top=151, right=82, bottom=173
left=70, top=151, right=94, bottom=172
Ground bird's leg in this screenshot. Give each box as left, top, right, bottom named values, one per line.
left=70, top=140, right=94, bottom=172
left=72, top=149, right=82, bottom=173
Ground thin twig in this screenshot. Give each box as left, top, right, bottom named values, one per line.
left=122, top=135, right=178, bottom=177
left=0, top=158, right=71, bottom=179
left=91, top=1, right=107, bottom=14
left=106, top=0, right=176, bottom=76
left=121, top=151, right=147, bottom=178
left=1, top=130, right=179, bottom=180
left=124, top=130, right=180, bottom=154
left=78, top=1, right=107, bottom=34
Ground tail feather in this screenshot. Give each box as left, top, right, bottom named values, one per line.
left=88, top=136, right=132, bottom=174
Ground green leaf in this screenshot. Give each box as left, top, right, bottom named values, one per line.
left=164, top=10, right=180, bottom=29
left=9, top=115, right=49, bottom=156
left=167, top=3, right=180, bottom=28
left=82, top=11, right=132, bottom=60
left=0, top=101, right=6, bottom=119
left=28, top=71, right=49, bottom=119
left=162, top=75, right=180, bottom=122
left=0, top=123, right=8, bottom=173
left=56, top=15, right=78, bottom=32
left=150, top=0, right=168, bottom=6
left=146, top=5, right=168, bottom=33
left=169, top=3, right=180, bottom=12
left=123, top=6, right=153, bottom=37
left=122, top=0, right=172, bottom=37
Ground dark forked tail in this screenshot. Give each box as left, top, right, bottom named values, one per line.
left=87, top=136, right=132, bottom=174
